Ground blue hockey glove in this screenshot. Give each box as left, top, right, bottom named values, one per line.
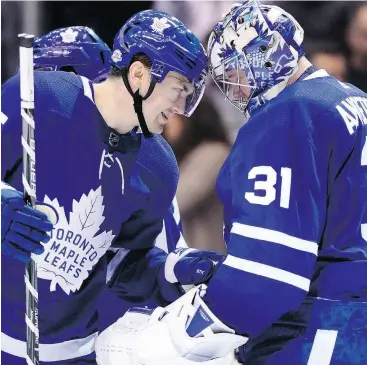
left=156, top=247, right=225, bottom=304
left=164, top=247, right=225, bottom=286
left=1, top=185, right=54, bottom=262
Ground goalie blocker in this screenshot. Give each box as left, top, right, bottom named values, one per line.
left=95, top=285, right=248, bottom=365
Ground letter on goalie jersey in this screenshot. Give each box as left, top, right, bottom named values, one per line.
left=204, top=70, right=367, bottom=337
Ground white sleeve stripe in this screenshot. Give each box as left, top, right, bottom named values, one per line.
left=231, top=223, right=318, bottom=255
left=176, top=234, right=189, bottom=249
left=172, top=196, right=181, bottom=225
left=1, top=181, right=16, bottom=191
left=307, top=329, right=338, bottom=365
left=2, top=331, right=97, bottom=362
left=154, top=220, right=169, bottom=253
left=164, top=248, right=197, bottom=283
left=80, top=76, right=94, bottom=104
left=1, top=111, right=8, bottom=124
left=223, top=254, right=311, bottom=291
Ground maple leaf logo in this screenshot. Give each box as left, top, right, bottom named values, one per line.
left=111, top=49, right=122, bottom=63
left=151, top=17, right=170, bottom=34
left=32, top=187, right=115, bottom=294
left=60, top=28, right=78, bottom=43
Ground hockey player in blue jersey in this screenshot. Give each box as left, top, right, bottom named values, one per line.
left=1, top=16, right=224, bottom=364
left=28, top=24, right=200, bottom=331
left=95, top=1, right=367, bottom=365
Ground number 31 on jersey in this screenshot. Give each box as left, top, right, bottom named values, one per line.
left=245, top=166, right=292, bottom=209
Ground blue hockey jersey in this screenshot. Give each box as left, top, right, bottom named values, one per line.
left=204, top=69, right=367, bottom=337
left=1, top=71, right=179, bottom=363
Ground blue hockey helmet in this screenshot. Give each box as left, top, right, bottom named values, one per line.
left=33, top=26, right=112, bottom=80
left=208, top=0, right=304, bottom=116
left=110, top=10, right=208, bottom=120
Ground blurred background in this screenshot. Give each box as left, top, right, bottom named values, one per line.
left=2, top=1, right=367, bottom=253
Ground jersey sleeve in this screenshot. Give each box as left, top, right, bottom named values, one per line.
left=106, top=199, right=186, bottom=306
left=204, top=101, right=330, bottom=337
left=1, top=74, right=23, bottom=188
left=155, top=197, right=188, bottom=253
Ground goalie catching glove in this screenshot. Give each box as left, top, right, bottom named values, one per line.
left=95, top=285, right=248, bottom=365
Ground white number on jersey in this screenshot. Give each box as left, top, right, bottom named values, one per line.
left=245, top=166, right=292, bottom=208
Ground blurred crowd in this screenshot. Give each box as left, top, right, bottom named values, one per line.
left=2, top=1, right=367, bottom=253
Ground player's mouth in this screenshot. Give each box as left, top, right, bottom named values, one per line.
left=160, top=111, right=169, bottom=125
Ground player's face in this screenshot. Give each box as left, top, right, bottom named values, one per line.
left=142, top=71, right=194, bottom=134
left=211, top=53, right=256, bottom=113
left=225, top=68, right=252, bottom=101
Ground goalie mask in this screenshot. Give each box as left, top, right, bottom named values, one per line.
left=208, top=0, right=304, bottom=117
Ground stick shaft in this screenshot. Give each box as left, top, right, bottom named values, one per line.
left=19, top=33, right=39, bottom=365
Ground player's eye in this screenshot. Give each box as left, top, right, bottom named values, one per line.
left=169, top=88, right=181, bottom=101
left=182, top=83, right=195, bottom=97
left=227, top=73, right=238, bottom=82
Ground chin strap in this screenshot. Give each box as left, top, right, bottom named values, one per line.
left=120, top=68, right=157, bottom=138
left=132, top=90, right=151, bottom=138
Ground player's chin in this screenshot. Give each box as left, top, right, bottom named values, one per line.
left=147, top=124, right=163, bottom=135
left=149, top=120, right=165, bottom=134
left=156, top=124, right=164, bottom=134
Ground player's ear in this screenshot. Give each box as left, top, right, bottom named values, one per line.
left=128, top=61, right=145, bottom=91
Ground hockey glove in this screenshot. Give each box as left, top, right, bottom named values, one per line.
left=1, top=183, right=55, bottom=262
left=164, top=247, right=225, bottom=285
left=158, top=247, right=225, bottom=302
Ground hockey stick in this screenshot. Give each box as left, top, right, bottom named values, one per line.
left=19, top=33, right=39, bottom=365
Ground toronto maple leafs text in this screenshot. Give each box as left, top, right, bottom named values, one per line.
left=44, top=228, right=98, bottom=279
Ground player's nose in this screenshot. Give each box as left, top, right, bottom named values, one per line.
left=233, top=86, right=250, bottom=100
